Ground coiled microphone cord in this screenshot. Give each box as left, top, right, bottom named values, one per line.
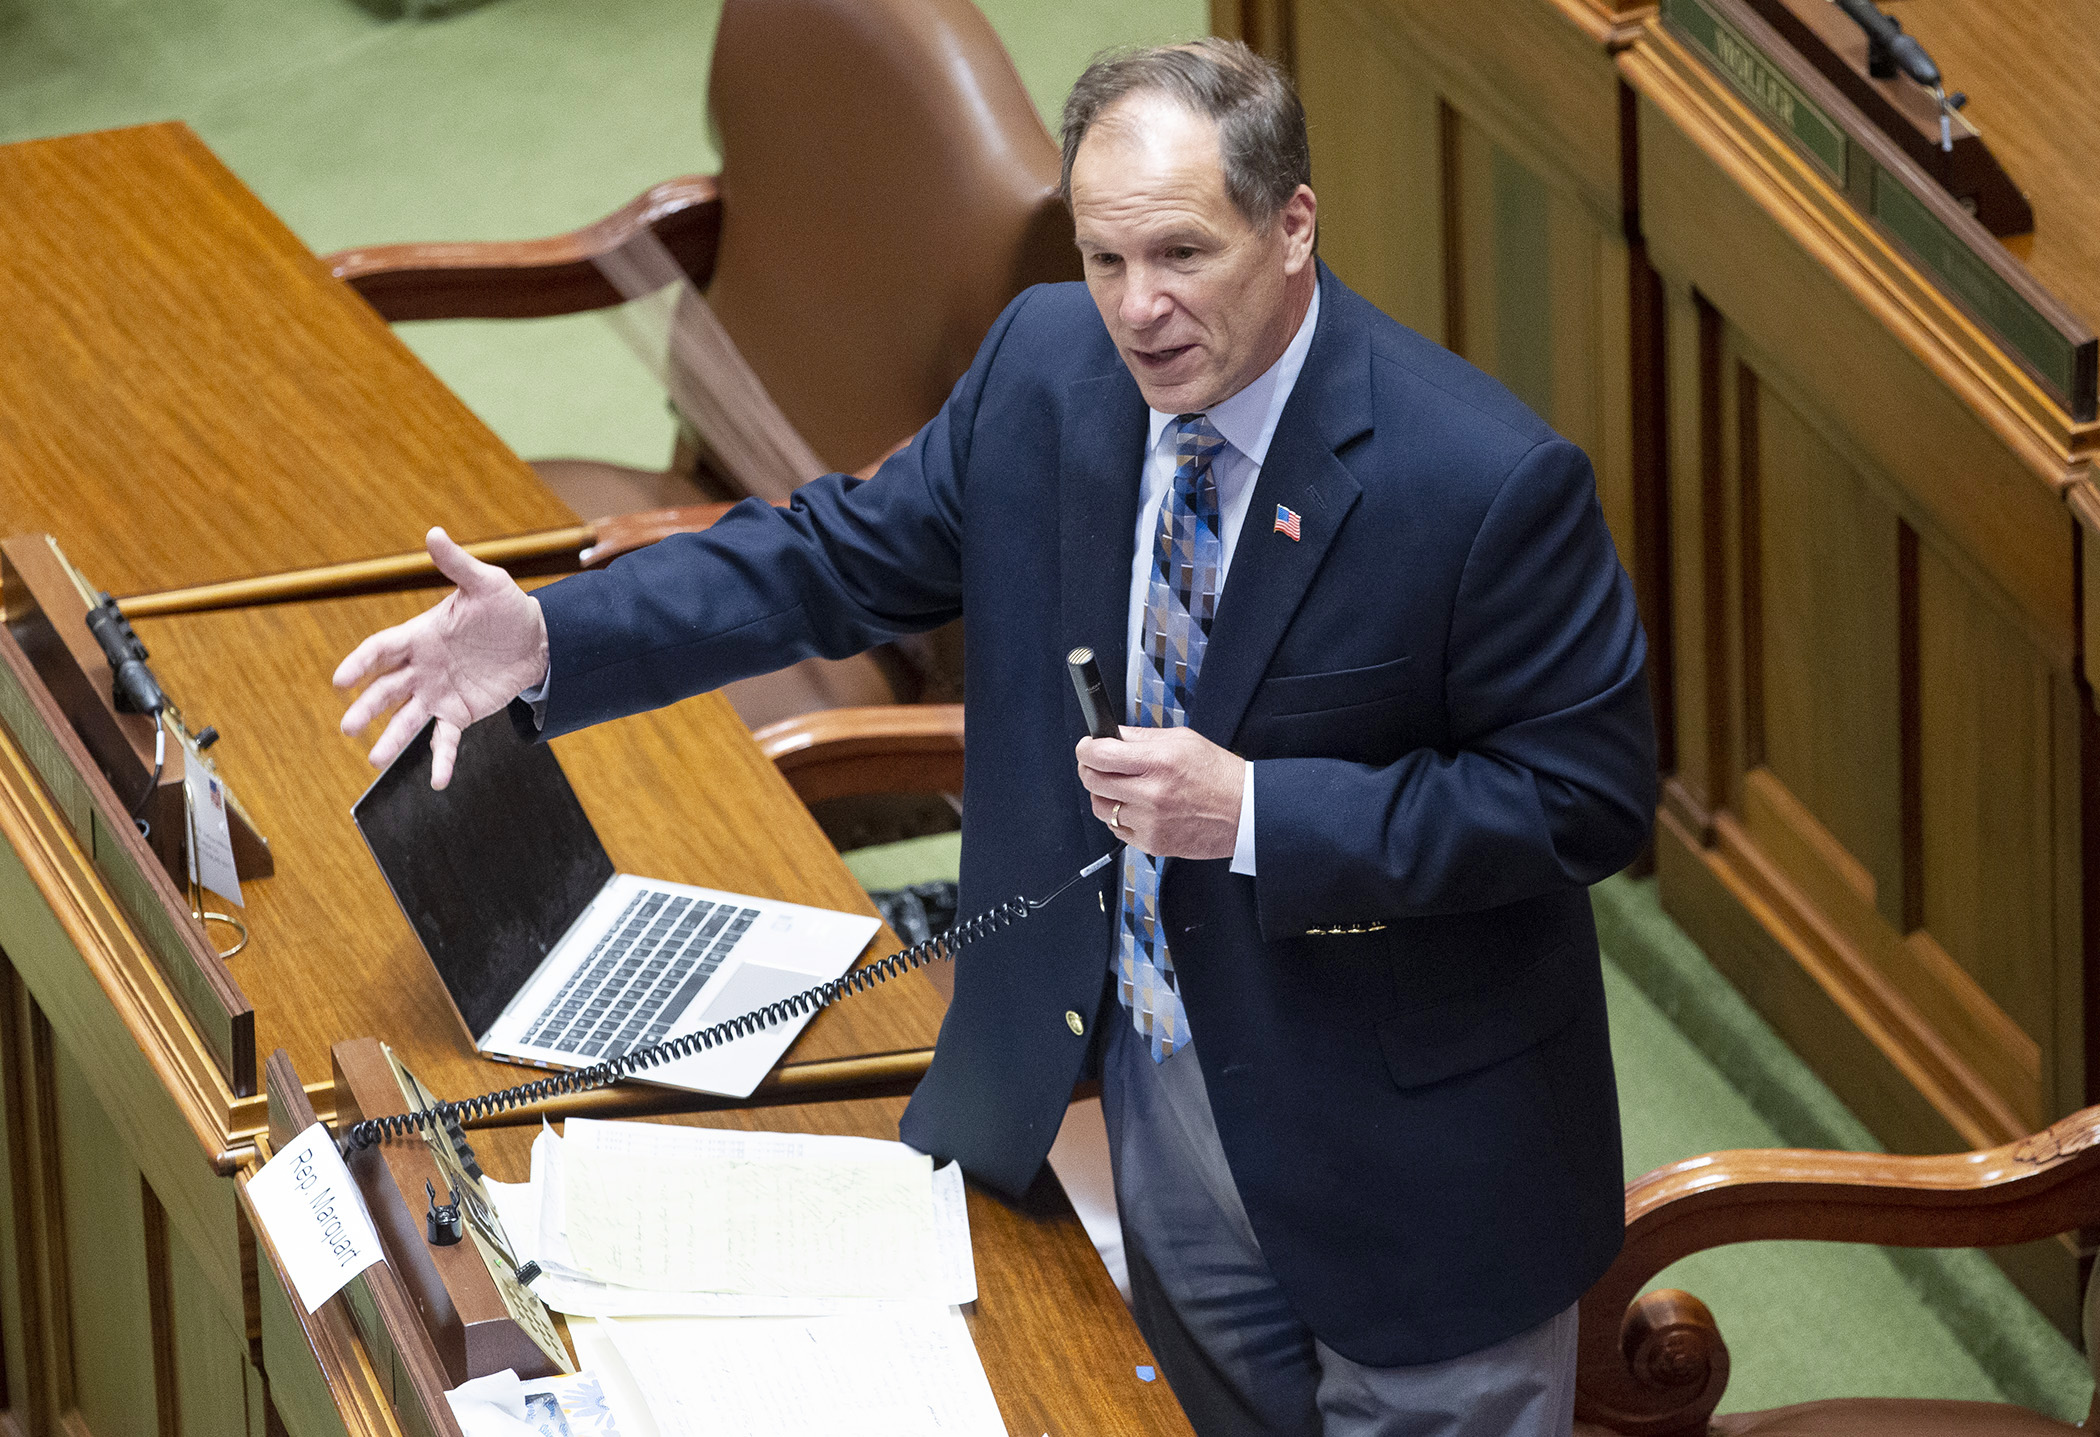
left=338, top=848, right=1121, bottom=1156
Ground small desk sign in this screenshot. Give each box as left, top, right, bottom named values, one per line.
left=181, top=727, right=243, bottom=907
left=249, top=1122, right=383, bottom=1311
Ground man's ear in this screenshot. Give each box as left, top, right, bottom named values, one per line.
left=1281, top=185, right=1318, bottom=273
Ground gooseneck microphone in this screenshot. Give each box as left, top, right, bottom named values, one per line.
left=85, top=594, right=166, bottom=717
left=85, top=594, right=167, bottom=829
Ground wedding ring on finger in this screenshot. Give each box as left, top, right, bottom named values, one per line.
left=1112, top=802, right=1124, bottom=830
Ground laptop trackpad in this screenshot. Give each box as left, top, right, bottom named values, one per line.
left=643, top=962, right=830, bottom=1100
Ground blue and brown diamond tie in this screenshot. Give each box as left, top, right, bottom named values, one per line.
left=1117, top=413, right=1226, bottom=1062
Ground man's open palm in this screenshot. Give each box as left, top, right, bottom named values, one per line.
left=333, top=527, right=550, bottom=788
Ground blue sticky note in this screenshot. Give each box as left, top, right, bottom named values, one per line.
left=1136, top=1366, right=1156, bottom=1382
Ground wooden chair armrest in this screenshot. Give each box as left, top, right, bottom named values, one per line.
left=1575, top=1108, right=2100, bottom=1436
left=116, top=500, right=745, bottom=618
left=580, top=501, right=739, bottom=566
left=325, top=174, right=722, bottom=322
left=752, top=704, right=964, bottom=806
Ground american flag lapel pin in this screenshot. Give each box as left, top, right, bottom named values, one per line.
left=1274, top=504, right=1302, bottom=541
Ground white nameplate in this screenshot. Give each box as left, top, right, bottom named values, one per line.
left=248, top=1122, right=384, bottom=1312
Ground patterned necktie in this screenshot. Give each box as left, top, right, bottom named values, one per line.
left=1117, top=413, right=1226, bottom=1062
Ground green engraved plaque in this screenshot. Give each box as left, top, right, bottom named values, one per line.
left=1871, top=167, right=2079, bottom=405
left=0, top=652, right=92, bottom=845
left=1663, top=0, right=1847, bottom=182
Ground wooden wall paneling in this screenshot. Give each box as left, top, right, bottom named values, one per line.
left=1661, top=316, right=2051, bottom=1156
left=168, top=1197, right=261, bottom=1437
left=1305, top=0, right=1633, bottom=219
left=1445, top=102, right=1640, bottom=572
left=1653, top=807, right=1965, bottom=1157
left=1915, top=538, right=2055, bottom=1126
left=0, top=962, right=26, bottom=1437
left=1740, top=365, right=1903, bottom=922
left=0, top=768, right=247, bottom=1337
left=1211, top=0, right=1296, bottom=68
left=1627, top=196, right=1677, bottom=771
left=1292, top=0, right=1445, bottom=337
left=1661, top=278, right=1716, bottom=830
left=2051, top=669, right=2086, bottom=1126
left=1626, top=21, right=2092, bottom=1330
left=54, top=1043, right=158, bottom=1437
left=239, top=1185, right=373, bottom=1437
left=0, top=959, right=55, bottom=1437
left=1585, top=183, right=1639, bottom=571
left=1630, top=87, right=2076, bottom=664
left=1452, top=117, right=1533, bottom=397
left=1654, top=300, right=2041, bottom=1162
left=1288, top=0, right=1663, bottom=724
left=143, top=1183, right=179, bottom=1437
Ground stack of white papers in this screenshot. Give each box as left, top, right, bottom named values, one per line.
left=593, top=1310, right=1006, bottom=1437
left=482, top=1120, right=1008, bottom=1436
left=484, top=1120, right=978, bottom=1317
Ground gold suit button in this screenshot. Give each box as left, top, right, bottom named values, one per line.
left=1065, top=1010, right=1085, bottom=1036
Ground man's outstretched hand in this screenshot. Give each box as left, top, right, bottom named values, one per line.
left=333, top=527, right=550, bottom=789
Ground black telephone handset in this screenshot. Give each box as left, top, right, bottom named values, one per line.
left=340, top=652, right=1129, bottom=1157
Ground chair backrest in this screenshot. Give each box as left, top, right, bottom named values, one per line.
left=704, top=0, right=1081, bottom=474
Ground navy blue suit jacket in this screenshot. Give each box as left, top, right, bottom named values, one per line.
left=530, top=264, right=1657, bottom=1366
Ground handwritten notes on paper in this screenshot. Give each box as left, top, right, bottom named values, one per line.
left=479, top=1121, right=1001, bottom=1437
left=558, top=1119, right=945, bottom=1300
left=600, top=1310, right=1008, bottom=1437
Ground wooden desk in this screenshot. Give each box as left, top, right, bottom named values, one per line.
left=252, top=1084, right=1191, bottom=1437
left=0, top=122, right=576, bottom=597
left=130, top=588, right=947, bottom=1133
left=0, top=121, right=1164, bottom=1437
left=1890, top=1, right=2100, bottom=334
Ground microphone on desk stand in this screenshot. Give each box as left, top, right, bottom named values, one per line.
left=85, top=593, right=169, bottom=832
left=1830, top=0, right=1963, bottom=151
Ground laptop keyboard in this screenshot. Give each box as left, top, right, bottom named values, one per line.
left=520, top=891, right=760, bottom=1060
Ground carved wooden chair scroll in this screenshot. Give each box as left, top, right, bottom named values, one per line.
left=1574, top=1109, right=2100, bottom=1436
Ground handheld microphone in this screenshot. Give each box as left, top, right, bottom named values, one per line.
left=1066, top=647, right=1120, bottom=740
left=85, top=594, right=166, bottom=716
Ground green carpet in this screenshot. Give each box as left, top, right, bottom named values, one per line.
left=1594, top=875, right=2088, bottom=1419
left=0, top=0, right=1206, bottom=474
left=4, top=0, right=2087, bottom=1421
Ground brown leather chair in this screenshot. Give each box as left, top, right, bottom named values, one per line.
left=327, top=0, right=1077, bottom=725
left=703, top=0, right=1076, bottom=479
left=753, top=703, right=964, bottom=992
left=1573, top=1110, right=2100, bottom=1435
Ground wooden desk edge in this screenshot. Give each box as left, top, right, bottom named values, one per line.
left=222, top=1049, right=937, bottom=1154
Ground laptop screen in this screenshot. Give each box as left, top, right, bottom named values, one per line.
left=352, top=714, right=616, bottom=1042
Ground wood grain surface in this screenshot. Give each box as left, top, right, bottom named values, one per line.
left=129, top=587, right=947, bottom=1115
left=1578, top=1100, right=2100, bottom=1433
left=0, top=123, right=576, bottom=598
left=1893, top=1, right=2100, bottom=334
left=459, top=1098, right=1195, bottom=1437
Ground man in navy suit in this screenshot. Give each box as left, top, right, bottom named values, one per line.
left=338, top=38, right=1653, bottom=1437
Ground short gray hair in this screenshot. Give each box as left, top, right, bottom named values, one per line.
left=1059, top=39, right=1310, bottom=231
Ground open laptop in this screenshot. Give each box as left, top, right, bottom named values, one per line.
left=352, top=714, right=879, bottom=1099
